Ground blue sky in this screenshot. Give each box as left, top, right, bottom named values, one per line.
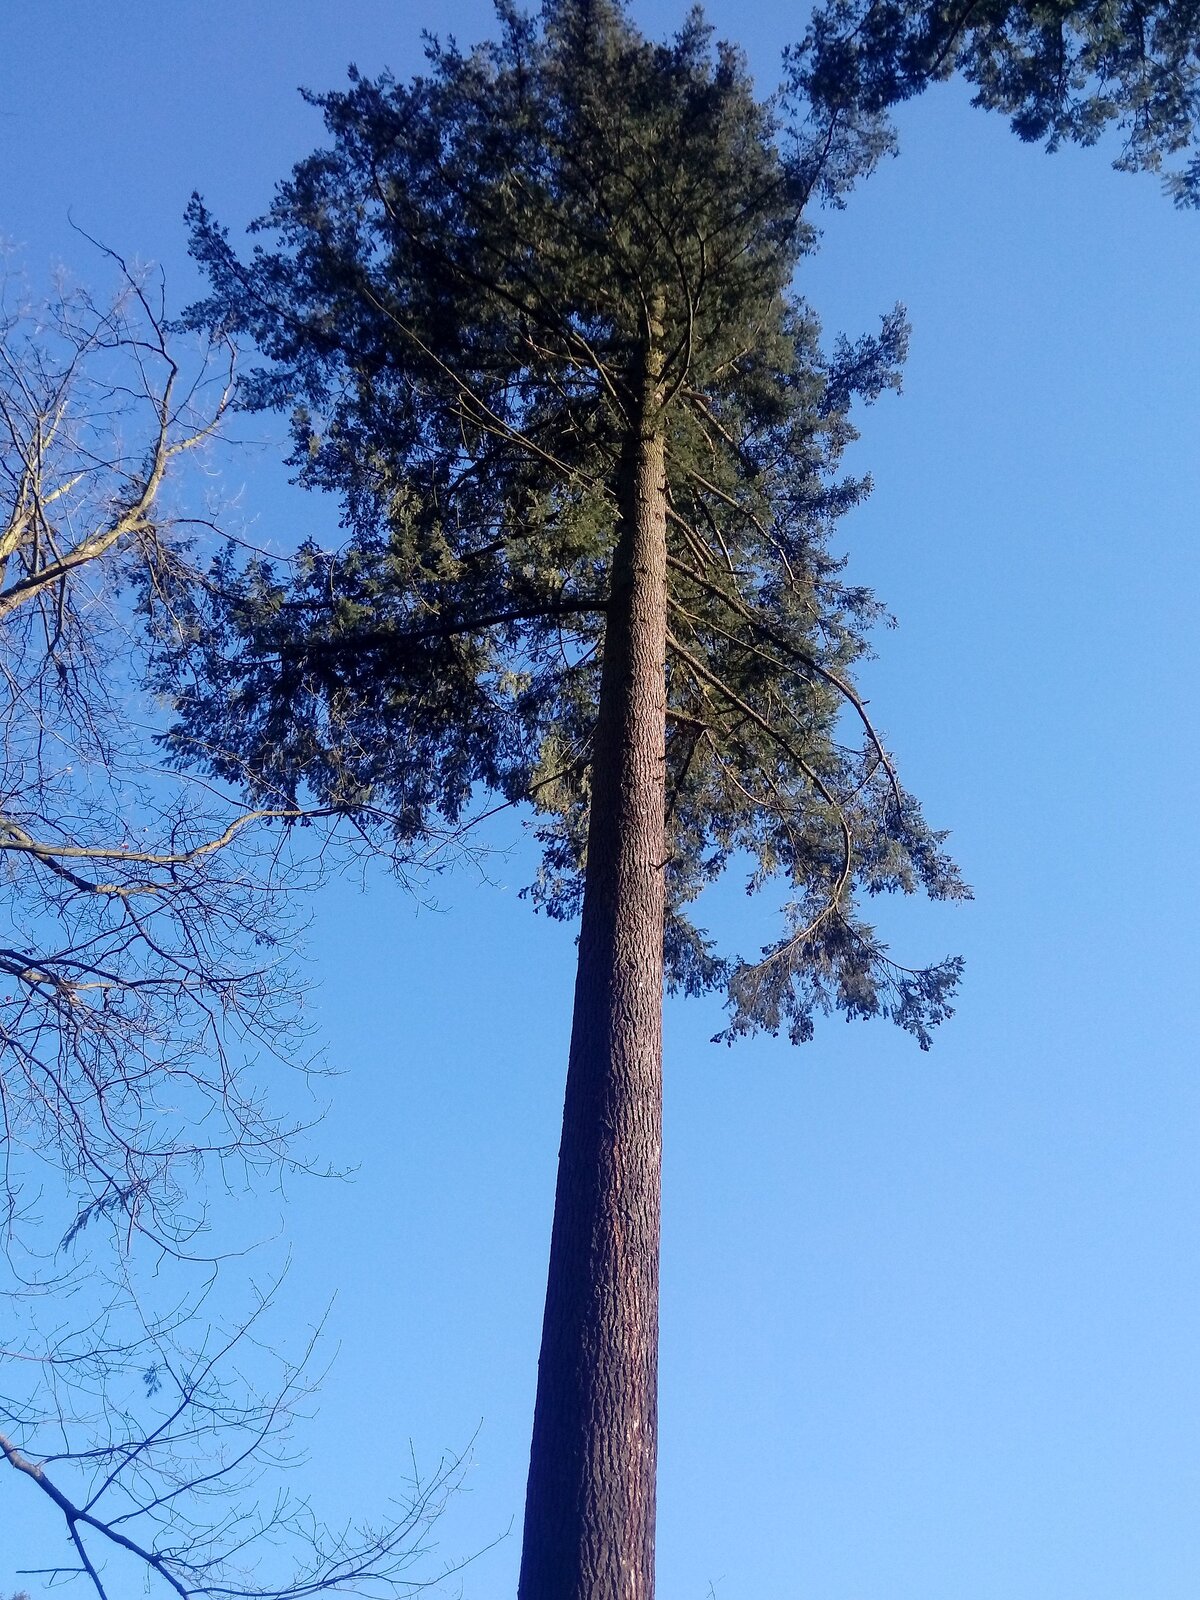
left=3, top=4, right=1200, bottom=1597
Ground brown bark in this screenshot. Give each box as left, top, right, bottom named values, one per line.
left=518, top=359, right=669, bottom=1600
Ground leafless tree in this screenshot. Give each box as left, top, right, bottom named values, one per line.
left=0, top=253, right=321, bottom=1258
left=0, top=257, right=467, bottom=1597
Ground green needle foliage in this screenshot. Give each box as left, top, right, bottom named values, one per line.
left=796, top=1, right=1200, bottom=204
left=161, top=0, right=968, bottom=1051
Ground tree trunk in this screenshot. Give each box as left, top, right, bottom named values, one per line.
left=518, top=373, right=669, bottom=1600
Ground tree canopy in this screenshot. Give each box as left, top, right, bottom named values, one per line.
left=169, top=0, right=967, bottom=1052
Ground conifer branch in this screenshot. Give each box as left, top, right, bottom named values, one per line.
left=665, top=626, right=855, bottom=910
left=664, top=550, right=904, bottom=810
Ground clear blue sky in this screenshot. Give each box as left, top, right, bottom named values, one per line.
left=4, top=4, right=1200, bottom=1597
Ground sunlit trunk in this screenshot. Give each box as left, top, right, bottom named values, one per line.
left=518, top=341, right=669, bottom=1600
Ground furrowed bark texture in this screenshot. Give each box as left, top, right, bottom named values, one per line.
left=518, top=398, right=669, bottom=1600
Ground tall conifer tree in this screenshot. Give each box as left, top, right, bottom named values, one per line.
left=166, top=3, right=968, bottom=1593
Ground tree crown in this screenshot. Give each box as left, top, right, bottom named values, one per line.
left=164, top=0, right=968, bottom=1048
